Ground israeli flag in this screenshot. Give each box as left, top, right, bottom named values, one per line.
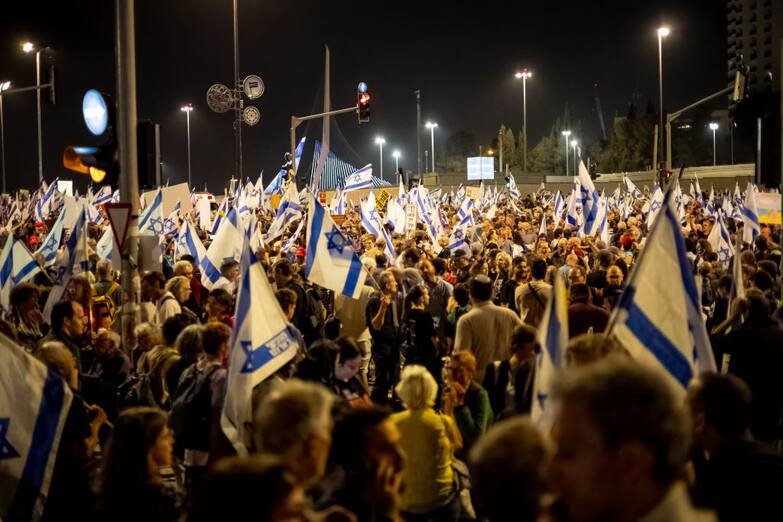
left=0, top=334, right=73, bottom=521
left=552, top=191, right=564, bottom=222
left=34, top=208, right=66, bottom=267
left=264, top=168, right=287, bottom=195
left=385, top=197, right=407, bottom=235
left=164, top=201, right=181, bottom=236
left=531, top=272, right=568, bottom=429
left=645, top=185, right=664, bottom=228
left=96, top=227, right=113, bottom=261
left=359, top=193, right=395, bottom=261
left=457, top=197, right=474, bottom=225
left=34, top=181, right=59, bottom=222
left=741, top=185, right=760, bottom=244
left=0, top=238, right=41, bottom=310
left=92, top=186, right=113, bottom=207
left=304, top=195, right=367, bottom=299
left=138, top=189, right=165, bottom=236
left=201, top=207, right=240, bottom=290
left=330, top=189, right=346, bottom=215
left=566, top=182, right=579, bottom=227
left=265, top=181, right=302, bottom=243
left=281, top=219, right=305, bottom=254
left=694, top=177, right=704, bottom=204
left=623, top=175, right=642, bottom=198
left=175, top=219, right=207, bottom=269
left=43, top=206, right=89, bottom=323
left=508, top=175, right=521, bottom=199
left=221, top=234, right=300, bottom=455
left=398, top=176, right=406, bottom=201
left=607, top=191, right=716, bottom=396
left=211, top=197, right=229, bottom=236
left=577, top=160, right=600, bottom=233
left=343, top=164, right=374, bottom=192
left=707, top=211, right=734, bottom=267
left=447, top=222, right=471, bottom=255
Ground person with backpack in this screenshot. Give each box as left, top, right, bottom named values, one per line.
left=273, top=258, right=323, bottom=346
left=142, top=271, right=181, bottom=325
left=94, top=259, right=121, bottom=307
left=169, top=322, right=230, bottom=494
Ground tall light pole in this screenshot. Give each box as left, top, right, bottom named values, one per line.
left=514, top=68, right=532, bottom=172
left=22, top=42, right=48, bottom=183
left=561, top=129, right=572, bottom=175
left=657, top=26, right=670, bottom=176
left=425, top=121, right=438, bottom=173
left=570, top=139, right=578, bottom=175
left=0, top=82, right=11, bottom=193
left=709, top=122, right=719, bottom=166
left=392, top=149, right=400, bottom=176
left=375, top=136, right=385, bottom=182
left=0, top=81, right=10, bottom=194
left=181, top=104, right=194, bottom=187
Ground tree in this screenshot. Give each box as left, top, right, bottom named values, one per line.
left=444, top=130, right=477, bottom=159
left=528, top=127, right=559, bottom=174
left=498, top=125, right=517, bottom=170
left=596, top=114, right=656, bottom=172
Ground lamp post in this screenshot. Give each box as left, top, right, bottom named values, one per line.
left=657, top=26, right=670, bottom=176
left=0, top=81, right=10, bottom=194
left=709, top=122, right=719, bottom=166
left=392, top=149, right=400, bottom=175
left=22, top=42, right=48, bottom=183
left=425, top=121, right=438, bottom=173
left=514, top=68, right=532, bottom=171
left=375, top=136, right=385, bottom=182
left=180, top=104, right=194, bottom=187
left=561, top=130, right=572, bottom=175
left=570, top=139, right=578, bottom=175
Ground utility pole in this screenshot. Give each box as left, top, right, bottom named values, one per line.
left=232, top=0, right=243, bottom=181
left=415, top=89, right=421, bottom=176
left=115, top=0, right=140, bottom=347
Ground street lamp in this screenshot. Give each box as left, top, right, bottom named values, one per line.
left=392, top=149, right=401, bottom=176
left=709, top=122, right=719, bottom=166
left=425, top=121, right=438, bottom=173
left=0, top=81, right=10, bottom=194
left=375, top=136, right=385, bottom=182
left=514, top=68, right=532, bottom=171
left=570, top=139, right=578, bottom=175
left=22, top=41, right=49, bottom=183
left=561, top=130, right=572, bottom=175
left=180, top=104, right=194, bottom=188
left=657, top=26, right=670, bottom=176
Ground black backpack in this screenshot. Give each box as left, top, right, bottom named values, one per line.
left=117, top=372, right=159, bottom=410
left=169, top=364, right=220, bottom=453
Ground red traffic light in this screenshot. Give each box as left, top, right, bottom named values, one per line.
left=359, top=93, right=371, bottom=105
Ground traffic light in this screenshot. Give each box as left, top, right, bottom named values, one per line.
left=504, top=175, right=510, bottom=189
left=357, top=81, right=370, bottom=123
left=63, top=89, right=118, bottom=185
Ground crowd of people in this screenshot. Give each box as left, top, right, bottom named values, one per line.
left=2, top=178, right=783, bottom=522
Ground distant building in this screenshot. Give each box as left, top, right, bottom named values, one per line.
left=727, top=0, right=783, bottom=93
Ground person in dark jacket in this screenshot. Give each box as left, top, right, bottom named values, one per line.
left=443, top=350, right=492, bottom=457
left=483, top=324, right=537, bottom=419
left=688, top=372, right=783, bottom=522
left=567, top=283, right=609, bottom=338
left=723, top=289, right=783, bottom=443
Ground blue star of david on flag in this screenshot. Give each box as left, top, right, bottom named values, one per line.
left=240, top=328, right=297, bottom=374
left=43, top=236, right=58, bottom=252
left=53, top=266, right=68, bottom=286
left=453, top=229, right=464, bottom=240
left=0, top=417, right=20, bottom=460
left=325, top=226, right=347, bottom=254
left=650, top=200, right=661, bottom=213
left=149, top=217, right=165, bottom=235
left=717, top=246, right=731, bottom=264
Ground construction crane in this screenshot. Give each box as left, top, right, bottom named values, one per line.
left=593, top=82, right=607, bottom=142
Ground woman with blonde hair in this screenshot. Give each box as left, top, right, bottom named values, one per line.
left=165, top=275, right=199, bottom=323
left=392, top=365, right=462, bottom=520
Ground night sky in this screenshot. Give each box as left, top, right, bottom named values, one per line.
left=0, top=0, right=726, bottom=192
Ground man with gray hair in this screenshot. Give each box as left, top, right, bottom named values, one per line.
left=94, top=258, right=120, bottom=307
left=253, top=379, right=335, bottom=487
left=549, top=357, right=715, bottom=522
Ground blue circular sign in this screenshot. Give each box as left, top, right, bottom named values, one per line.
left=357, top=82, right=368, bottom=93
left=82, top=89, right=108, bottom=136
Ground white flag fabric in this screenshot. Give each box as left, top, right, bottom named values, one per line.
left=741, top=185, right=760, bottom=244
left=34, top=208, right=66, bottom=267
left=552, top=191, right=564, bottom=222
left=43, top=206, right=89, bottom=323
left=137, top=189, right=164, bottom=237
left=264, top=181, right=302, bottom=243
left=0, top=238, right=42, bottom=310
left=201, top=207, right=240, bottom=290
left=447, top=222, right=471, bottom=255
left=359, top=192, right=396, bottom=261
left=608, top=192, right=716, bottom=397
left=538, top=214, right=546, bottom=237
left=221, top=238, right=299, bottom=455
left=343, top=164, right=374, bottom=192
left=645, top=185, right=664, bottom=228
left=531, top=272, right=568, bottom=429
left=0, top=333, right=73, bottom=521
left=706, top=212, right=734, bottom=267
left=175, top=219, right=207, bottom=270
left=304, top=194, right=367, bottom=299
left=577, top=160, right=600, bottom=233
